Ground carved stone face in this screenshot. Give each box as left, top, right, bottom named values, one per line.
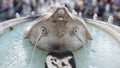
left=24, top=5, right=93, bottom=51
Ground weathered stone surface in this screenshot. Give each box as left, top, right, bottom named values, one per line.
left=23, top=4, right=93, bottom=51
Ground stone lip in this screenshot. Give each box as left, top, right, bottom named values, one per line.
left=86, top=19, right=120, bottom=42
left=0, top=15, right=40, bottom=35
left=0, top=17, right=28, bottom=35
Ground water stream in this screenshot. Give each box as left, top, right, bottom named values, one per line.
left=29, top=28, right=43, bottom=68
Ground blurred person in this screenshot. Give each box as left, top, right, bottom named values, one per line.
left=29, top=0, right=41, bottom=14
left=113, top=7, right=120, bottom=20
left=113, top=7, right=120, bottom=26
left=74, top=0, right=85, bottom=15
left=30, top=0, right=36, bottom=12
left=104, top=0, right=113, bottom=4
left=52, top=0, right=57, bottom=4
left=97, top=0, right=105, bottom=20
left=22, top=0, right=31, bottom=15
left=2, top=0, right=12, bottom=19
left=98, top=5, right=105, bottom=18
left=0, top=0, right=3, bottom=20
left=74, top=2, right=80, bottom=15
left=91, top=0, right=98, bottom=7
left=113, top=0, right=120, bottom=5
left=0, top=1, right=3, bottom=14
left=84, top=0, right=91, bottom=5
left=84, top=3, right=93, bottom=18
left=13, top=0, right=23, bottom=15
left=79, top=0, right=85, bottom=14
left=79, top=0, right=86, bottom=17
left=40, top=0, right=45, bottom=6
left=44, top=0, right=48, bottom=3
left=105, top=2, right=111, bottom=13
left=104, top=0, right=113, bottom=20
left=65, top=3, right=72, bottom=12
left=116, top=7, right=120, bottom=19
left=36, top=0, right=42, bottom=13
left=87, top=6, right=94, bottom=18
left=105, top=0, right=113, bottom=12
left=44, top=0, right=50, bottom=6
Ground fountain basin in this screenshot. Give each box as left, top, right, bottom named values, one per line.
left=0, top=17, right=120, bottom=68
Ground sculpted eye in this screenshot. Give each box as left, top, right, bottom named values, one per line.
left=73, top=27, right=78, bottom=33
left=71, top=27, right=79, bottom=36
left=40, top=26, right=48, bottom=36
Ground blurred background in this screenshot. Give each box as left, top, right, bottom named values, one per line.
left=0, top=0, right=120, bottom=25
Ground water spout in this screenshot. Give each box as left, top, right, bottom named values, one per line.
left=108, top=16, right=114, bottom=24
left=72, top=10, right=77, bottom=16
left=93, top=13, right=98, bottom=20
left=78, top=12, right=82, bottom=18
left=15, top=13, right=20, bottom=18
left=31, top=11, right=35, bottom=16
left=29, top=29, right=43, bottom=68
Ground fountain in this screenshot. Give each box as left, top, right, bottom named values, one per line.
left=0, top=4, right=120, bottom=68
left=23, top=4, right=93, bottom=51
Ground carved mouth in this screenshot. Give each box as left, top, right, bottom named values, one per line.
left=49, top=43, right=66, bottom=51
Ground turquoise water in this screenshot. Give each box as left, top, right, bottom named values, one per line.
left=75, top=24, right=120, bottom=68
left=0, top=21, right=120, bottom=68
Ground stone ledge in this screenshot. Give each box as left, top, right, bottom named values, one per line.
left=0, top=17, right=29, bottom=35
left=87, top=19, right=120, bottom=42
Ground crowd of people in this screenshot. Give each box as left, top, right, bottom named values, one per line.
left=75, top=0, right=120, bottom=21
left=0, top=0, right=120, bottom=23
left=0, top=0, right=43, bottom=21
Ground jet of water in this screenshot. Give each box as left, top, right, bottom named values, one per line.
left=74, top=30, right=90, bottom=67
left=29, top=29, right=43, bottom=68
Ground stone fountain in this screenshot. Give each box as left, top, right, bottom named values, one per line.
left=23, top=4, right=93, bottom=51
left=1, top=3, right=120, bottom=68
